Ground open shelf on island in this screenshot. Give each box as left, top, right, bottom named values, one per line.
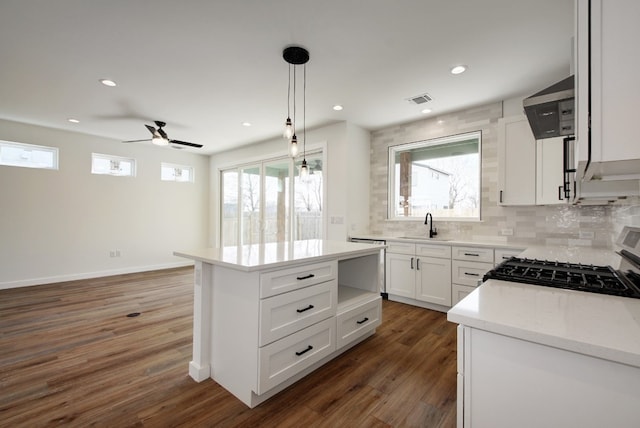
left=337, top=285, right=380, bottom=312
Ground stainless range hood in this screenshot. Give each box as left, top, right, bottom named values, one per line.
left=523, top=75, right=575, bottom=139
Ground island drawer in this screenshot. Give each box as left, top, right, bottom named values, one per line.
left=257, top=317, right=336, bottom=394
left=260, top=260, right=337, bottom=298
left=259, top=280, right=337, bottom=346
left=452, top=260, right=493, bottom=286
left=452, top=246, right=494, bottom=264
left=336, top=297, right=381, bottom=349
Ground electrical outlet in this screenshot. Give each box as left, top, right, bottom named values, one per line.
left=116, top=249, right=121, bottom=257
left=109, top=250, right=116, bottom=257
left=579, top=231, right=595, bottom=239
left=331, top=216, right=344, bottom=225
left=501, top=228, right=514, bottom=236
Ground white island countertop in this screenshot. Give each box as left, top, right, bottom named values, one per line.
left=448, top=245, right=640, bottom=368
left=174, top=239, right=383, bottom=272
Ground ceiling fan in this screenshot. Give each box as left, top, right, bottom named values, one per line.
left=124, top=121, right=203, bottom=149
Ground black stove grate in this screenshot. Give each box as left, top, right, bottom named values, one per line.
left=484, top=257, right=640, bottom=299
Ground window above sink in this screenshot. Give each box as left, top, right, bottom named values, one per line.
left=388, top=131, right=482, bottom=221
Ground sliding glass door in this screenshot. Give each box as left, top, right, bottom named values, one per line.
left=220, top=151, right=323, bottom=247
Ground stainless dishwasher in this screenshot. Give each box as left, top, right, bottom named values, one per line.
left=349, top=237, right=387, bottom=297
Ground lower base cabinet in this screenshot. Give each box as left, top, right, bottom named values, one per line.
left=457, top=325, right=640, bottom=427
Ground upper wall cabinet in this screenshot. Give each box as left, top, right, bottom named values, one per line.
left=498, top=116, right=566, bottom=206
left=497, top=116, right=536, bottom=206
left=575, top=0, right=640, bottom=182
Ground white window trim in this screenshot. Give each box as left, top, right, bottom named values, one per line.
left=0, top=140, right=59, bottom=170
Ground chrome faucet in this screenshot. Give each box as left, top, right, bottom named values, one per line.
left=424, top=213, right=438, bottom=238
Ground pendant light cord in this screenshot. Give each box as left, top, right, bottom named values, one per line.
left=292, top=65, right=296, bottom=135
left=303, top=64, right=306, bottom=157
left=287, top=64, right=291, bottom=118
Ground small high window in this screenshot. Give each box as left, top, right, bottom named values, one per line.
left=0, top=140, right=58, bottom=170
left=91, top=153, right=136, bottom=177
left=161, top=163, right=194, bottom=182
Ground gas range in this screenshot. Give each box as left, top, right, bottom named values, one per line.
left=483, top=226, right=640, bottom=299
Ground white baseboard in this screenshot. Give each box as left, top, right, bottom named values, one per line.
left=0, top=261, right=195, bottom=290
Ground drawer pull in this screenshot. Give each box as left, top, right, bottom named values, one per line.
left=464, top=272, right=480, bottom=276
left=464, top=253, right=479, bottom=257
left=356, top=317, right=369, bottom=325
left=296, top=304, right=315, bottom=313
left=296, top=273, right=315, bottom=280
left=295, top=345, right=313, bottom=356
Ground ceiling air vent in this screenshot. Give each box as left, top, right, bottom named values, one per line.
left=407, top=92, right=433, bottom=105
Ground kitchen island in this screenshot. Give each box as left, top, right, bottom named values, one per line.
left=448, top=246, right=640, bottom=428
left=174, top=239, right=383, bottom=408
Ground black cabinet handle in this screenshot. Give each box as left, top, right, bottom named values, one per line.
left=296, top=274, right=315, bottom=280
left=464, top=272, right=480, bottom=276
left=357, top=317, right=369, bottom=325
left=416, top=258, right=420, bottom=270
left=499, top=190, right=503, bottom=203
left=558, top=185, right=564, bottom=201
left=410, top=257, right=414, bottom=269
left=464, top=253, right=479, bottom=257
left=296, top=304, right=314, bottom=313
left=295, top=345, right=313, bottom=356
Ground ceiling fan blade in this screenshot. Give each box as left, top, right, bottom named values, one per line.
left=158, top=128, right=169, bottom=140
left=170, top=139, right=203, bottom=148
left=123, top=139, right=150, bottom=143
left=145, top=124, right=159, bottom=137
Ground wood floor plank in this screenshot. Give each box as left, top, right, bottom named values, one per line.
left=0, top=267, right=457, bottom=427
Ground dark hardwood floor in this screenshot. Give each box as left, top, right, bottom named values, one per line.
left=0, top=267, right=457, bottom=427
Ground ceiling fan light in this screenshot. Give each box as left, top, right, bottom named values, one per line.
left=152, top=136, right=168, bottom=146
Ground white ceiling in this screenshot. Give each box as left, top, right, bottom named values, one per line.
left=0, top=0, right=574, bottom=155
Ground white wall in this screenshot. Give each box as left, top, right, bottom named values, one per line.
left=209, top=121, right=370, bottom=246
left=0, top=119, right=209, bottom=288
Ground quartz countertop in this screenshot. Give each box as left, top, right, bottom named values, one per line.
left=448, top=244, right=639, bottom=368
left=349, top=234, right=528, bottom=250
left=174, top=239, right=383, bottom=272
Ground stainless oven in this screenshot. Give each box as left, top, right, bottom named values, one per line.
left=349, top=237, right=387, bottom=296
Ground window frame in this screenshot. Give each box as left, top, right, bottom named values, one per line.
left=387, top=131, right=482, bottom=222
left=0, top=140, right=59, bottom=170
left=91, top=153, right=136, bottom=177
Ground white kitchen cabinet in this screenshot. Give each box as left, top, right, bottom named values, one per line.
left=386, top=243, right=452, bottom=309
left=457, top=325, right=640, bottom=428
left=575, top=0, right=640, bottom=181
left=498, top=116, right=568, bottom=206
left=535, top=137, right=565, bottom=205
left=497, top=116, right=536, bottom=205
left=450, top=246, right=494, bottom=306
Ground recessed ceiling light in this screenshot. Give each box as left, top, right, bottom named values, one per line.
left=421, top=108, right=432, bottom=114
left=241, top=122, right=252, bottom=127
left=67, top=118, right=80, bottom=123
left=99, top=79, right=117, bottom=87
left=332, top=105, right=343, bottom=111
left=450, top=65, right=467, bottom=75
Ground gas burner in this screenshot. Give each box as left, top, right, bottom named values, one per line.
left=484, top=257, right=640, bottom=299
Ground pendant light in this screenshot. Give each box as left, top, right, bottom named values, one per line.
left=283, top=64, right=294, bottom=140
left=282, top=46, right=309, bottom=158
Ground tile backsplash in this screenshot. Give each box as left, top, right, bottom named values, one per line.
left=369, top=101, right=640, bottom=249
